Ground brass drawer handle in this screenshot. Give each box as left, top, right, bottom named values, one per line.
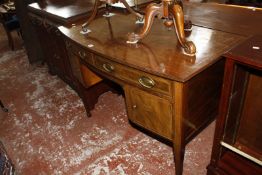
left=102, top=63, right=114, bottom=72
left=138, top=76, right=155, bottom=89
left=78, top=51, right=86, bottom=59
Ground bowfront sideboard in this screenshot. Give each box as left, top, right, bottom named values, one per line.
left=59, top=8, right=247, bottom=174
left=27, top=0, right=155, bottom=115
left=27, top=0, right=115, bottom=114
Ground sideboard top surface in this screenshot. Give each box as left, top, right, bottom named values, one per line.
left=28, top=0, right=95, bottom=24
left=225, top=35, right=262, bottom=69
left=60, top=12, right=244, bottom=82
left=184, top=2, right=262, bottom=37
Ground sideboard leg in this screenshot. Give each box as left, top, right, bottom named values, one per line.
left=0, top=100, right=8, bottom=112
left=173, top=135, right=185, bottom=175
left=78, top=80, right=120, bottom=117
left=173, top=82, right=186, bottom=175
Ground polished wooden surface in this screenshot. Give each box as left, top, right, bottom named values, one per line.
left=127, top=1, right=196, bottom=56
left=81, top=0, right=144, bottom=32
left=60, top=13, right=243, bottom=82
left=207, top=35, right=262, bottom=175
left=225, top=35, right=262, bottom=69
left=125, top=85, right=172, bottom=139
left=28, top=0, right=95, bottom=25
left=92, top=54, right=173, bottom=96
left=184, top=2, right=262, bottom=37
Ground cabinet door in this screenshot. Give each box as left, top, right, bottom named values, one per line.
left=125, top=86, right=172, bottom=140
left=224, top=66, right=262, bottom=162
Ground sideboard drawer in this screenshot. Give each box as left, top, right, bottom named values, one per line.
left=66, top=41, right=101, bottom=88
left=71, top=44, right=93, bottom=64
left=93, top=55, right=172, bottom=96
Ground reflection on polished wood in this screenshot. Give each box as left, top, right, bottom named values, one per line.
left=128, top=0, right=196, bottom=56
left=183, top=2, right=262, bottom=37
left=29, top=0, right=95, bottom=24
left=81, top=0, right=144, bottom=32
left=62, top=13, right=244, bottom=82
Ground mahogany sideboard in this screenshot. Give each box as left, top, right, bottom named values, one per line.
left=26, top=0, right=114, bottom=113
left=27, top=0, right=94, bottom=87
left=207, top=36, right=262, bottom=174
left=27, top=0, right=155, bottom=114
left=59, top=6, right=247, bottom=174
left=20, top=1, right=259, bottom=174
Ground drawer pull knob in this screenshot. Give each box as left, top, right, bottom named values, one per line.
left=132, top=105, right=137, bottom=109
left=102, top=63, right=114, bottom=72
left=78, top=51, right=86, bottom=59
left=138, top=76, right=155, bottom=89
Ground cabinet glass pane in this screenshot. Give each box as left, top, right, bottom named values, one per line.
left=224, top=65, right=262, bottom=161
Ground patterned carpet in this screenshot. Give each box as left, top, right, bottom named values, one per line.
left=0, top=26, right=215, bottom=175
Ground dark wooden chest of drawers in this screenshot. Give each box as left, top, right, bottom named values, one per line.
left=207, top=35, right=262, bottom=175
left=27, top=0, right=94, bottom=88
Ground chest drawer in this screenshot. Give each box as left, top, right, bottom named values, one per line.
left=92, top=55, right=172, bottom=96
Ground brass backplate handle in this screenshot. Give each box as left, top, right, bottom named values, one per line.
left=78, top=51, right=86, bottom=59
left=138, top=76, right=155, bottom=88
left=102, top=63, right=114, bottom=72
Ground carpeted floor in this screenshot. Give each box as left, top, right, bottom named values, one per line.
left=0, top=26, right=215, bottom=175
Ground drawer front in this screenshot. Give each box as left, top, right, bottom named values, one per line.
left=93, top=55, right=172, bottom=96
left=70, top=43, right=93, bottom=65
left=125, top=86, right=172, bottom=140
left=66, top=41, right=101, bottom=87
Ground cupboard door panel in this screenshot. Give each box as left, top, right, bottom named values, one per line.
left=125, top=86, right=172, bottom=140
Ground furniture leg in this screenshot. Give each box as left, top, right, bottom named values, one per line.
left=173, top=130, right=185, bottom=175
left=127, top=1, right=196, bottom=56
left=120, top=0, right=143, bottom=20
left=6, top=30, right=14, bottom=50
left=0, top=100, right=8, bottom=112
left=78, top=80, right=119, bottom=117
left=127, top=2, right=163, bottom=43
left=82, top=0, right=101, bottom=32
left=173, top=83, right=185, bottom=175
left=172, top=4, right=196, bottom=56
